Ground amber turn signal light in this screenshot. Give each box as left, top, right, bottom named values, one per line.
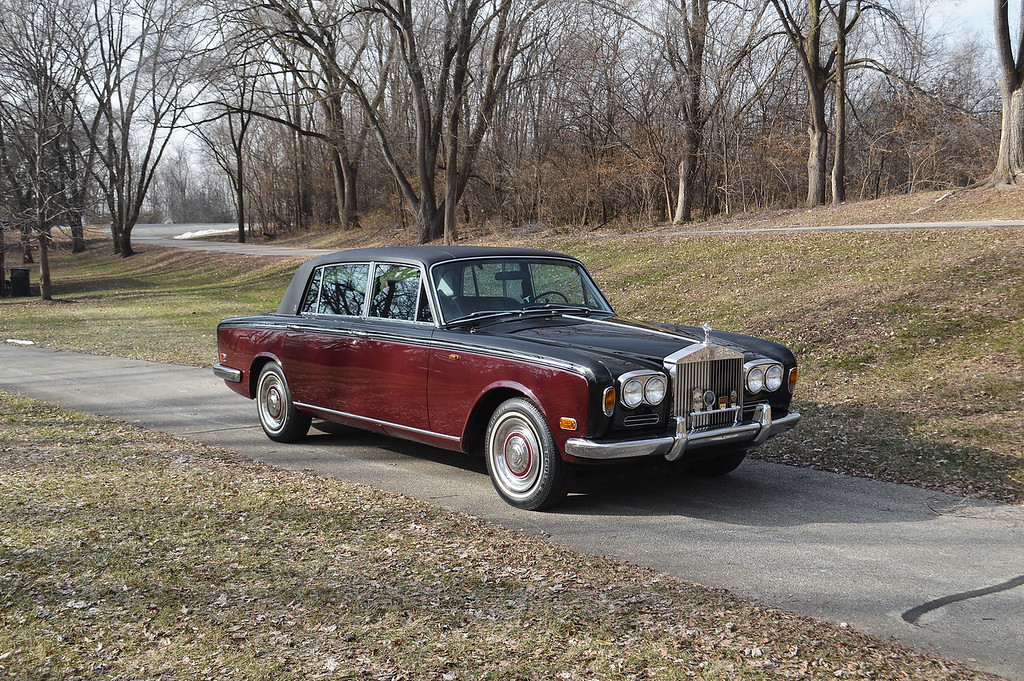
left=559, top=417, right=578, bottom=431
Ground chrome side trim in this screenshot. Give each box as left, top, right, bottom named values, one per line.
left=213, top=364, right=243, bottom=383
left=565, top=410, right=801, bottom=461
left=293, top=402, right=462, bottom=444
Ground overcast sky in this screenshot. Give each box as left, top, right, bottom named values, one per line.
left=931, top=0, right=1003, bottom=38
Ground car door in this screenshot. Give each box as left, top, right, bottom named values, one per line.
left=343, top=262, right=433, bottom=433
left=283, top=262, right=370, bottom=413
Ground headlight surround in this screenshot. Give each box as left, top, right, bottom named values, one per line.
left=622, top=378, right=645, bottom=408
left=744, top=361, right=785, bottom=393
left=617, top=371, right=668, bottom=408
left=644, top=375, right=667, bottom=405
left=765, top=365, right=784, bottom=392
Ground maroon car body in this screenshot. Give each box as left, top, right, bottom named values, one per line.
left=214, top=246, right=800, bottom=509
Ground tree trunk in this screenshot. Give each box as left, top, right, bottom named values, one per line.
left=832, top=2, right=848, bottom=204
left=21, top=223, right=34, bottom=263
left=117, top=225, right=135, bottom=258
left=330, top=150, right=347, bottom=228
left=0, top=222, right=6, bottom=297
left=673, top=126, right=701, bottom=223
left=992, top=83, right=1024, bottom=184
left=807, top=89, right=828, bottom=206
left=37, top=229, right=52, bottom=301
left=70, top=217, right=86, bottom=253
left=232, top=149, right=246, bottom=243
left=418, top=201, right=444, bottom=243
left=343, top=163, right=358, bottom=229
left=989, top=0, right=1024, bottom=185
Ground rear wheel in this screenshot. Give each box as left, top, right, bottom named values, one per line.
left=256, top=362, right=311, bottom=443
left=485, top=398, right=572, bottom=510
left=688, top=449, right=747, bottom=477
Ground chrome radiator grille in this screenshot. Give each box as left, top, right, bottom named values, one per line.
left=670, top=348, right=744, bottom=433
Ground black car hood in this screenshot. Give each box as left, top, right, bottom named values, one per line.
left=466, top=315, right=691, bottom=372
left=466, top=313, right=795, bottom=374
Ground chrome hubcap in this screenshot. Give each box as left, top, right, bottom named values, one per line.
left=504, top=434, right=532, bottom=477
left=266, top=387, right=282, bottom=419
left=489, top=411, right=543, bottom=498
left=259, top=371, right=286, bottom=433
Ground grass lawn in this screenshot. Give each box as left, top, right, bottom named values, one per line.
left=0, top=393, right=1004, bottom=680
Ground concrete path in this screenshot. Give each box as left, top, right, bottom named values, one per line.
left=1, top=344, right=1022, bottom=679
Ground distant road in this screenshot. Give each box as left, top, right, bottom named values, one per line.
left=129, top=223, right=333, bottom=258
left=125, top=220, right=1024, bottom=258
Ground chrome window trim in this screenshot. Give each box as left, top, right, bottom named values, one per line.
left=298, top=261, right=440, bottom=327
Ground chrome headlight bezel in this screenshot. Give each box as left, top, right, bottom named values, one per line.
left=765, top=364, right=784, bottom=392
left=617, top=371, right=668, bottom=408
left=622, top=378, right=645, bottom=408
left=644, top=375, right=667, bottom=405
left=744, top=360, right=784, bottom=394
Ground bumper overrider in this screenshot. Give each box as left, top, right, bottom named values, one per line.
left=565, top=404, right=801, bottom=461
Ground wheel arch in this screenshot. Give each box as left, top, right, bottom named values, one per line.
left=462, top=386, right=529, bottom=456
left=248, top=354, right=281, bottom=399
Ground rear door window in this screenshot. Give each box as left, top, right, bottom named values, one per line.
left=300, top=263, right=369, bottom=316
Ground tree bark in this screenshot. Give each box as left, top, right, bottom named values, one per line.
left=673, top=126, right=700, bottom=223
left=807, top=90, right=829, bottom=206
left=990, top=0, right=1024, bottom=185
left=37, top=228, right=52, bottom=301
left=234, top=150, right=246, bottom=243
left=831, top=0, right=848, bottom=204
left=0, top=222, right=6, bottom=297
left=992, top=86, right=1024, bottom=184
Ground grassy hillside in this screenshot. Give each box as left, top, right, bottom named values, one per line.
left=2, top=191, right=1022, bottom=503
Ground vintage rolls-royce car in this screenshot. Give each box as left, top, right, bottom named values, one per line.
left=214, top=246, right=799, bottom=510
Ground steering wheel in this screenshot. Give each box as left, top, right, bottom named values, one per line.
left=533, top=290, right=569, bottom=304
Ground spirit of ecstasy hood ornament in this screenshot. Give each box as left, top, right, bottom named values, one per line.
left=701, top=322, right=712, bottom=345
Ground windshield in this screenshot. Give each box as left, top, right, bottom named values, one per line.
left=431, top=257, right=614, bottom=323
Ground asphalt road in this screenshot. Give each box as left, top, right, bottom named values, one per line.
left=1, top=344, right=1022, bottom=679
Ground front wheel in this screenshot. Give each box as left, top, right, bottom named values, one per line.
left=485, top=398, right=573, bottom=510
left=256, top=362, right=311, bottom=443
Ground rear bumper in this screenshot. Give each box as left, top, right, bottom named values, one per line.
left=565, top=405, right=800, bottom=461
left=213, top=364, right=243, bottom=383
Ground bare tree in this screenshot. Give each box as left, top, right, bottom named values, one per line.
left=768, top=0, right=864, bottom=205
left=989, top=0, right=1024, bottom=185
left=0, top=0, right=90, bottom=299
left=77, top=0, right=210, bottom=257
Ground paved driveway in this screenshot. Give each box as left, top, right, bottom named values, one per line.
left=1, top=344, right=1022, bottom=679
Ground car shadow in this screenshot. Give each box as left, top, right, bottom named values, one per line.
left=299, top=417, right=976, bottom=529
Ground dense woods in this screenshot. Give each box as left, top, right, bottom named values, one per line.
left=0, top=0, right=1017, bottom=290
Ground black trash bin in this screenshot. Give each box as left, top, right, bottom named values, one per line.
left=10, top=268, right=30, bottom=297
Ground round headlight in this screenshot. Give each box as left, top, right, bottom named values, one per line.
left=644, top=376, right=667, bottom=405
left=765, top=365, right=784, bottom=391
left=622, top=378, right=645, bottom=408
left=746, top=366, right=765, bottom=393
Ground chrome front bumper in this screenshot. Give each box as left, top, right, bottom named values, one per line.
left=564, top=404, right=801, bottom=461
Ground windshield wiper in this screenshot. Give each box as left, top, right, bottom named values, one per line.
left=445, top=309, right=524, bottom=328
left=446, top=305, right=597, bottom=328
left=521, top=304, right=593, bottom=315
